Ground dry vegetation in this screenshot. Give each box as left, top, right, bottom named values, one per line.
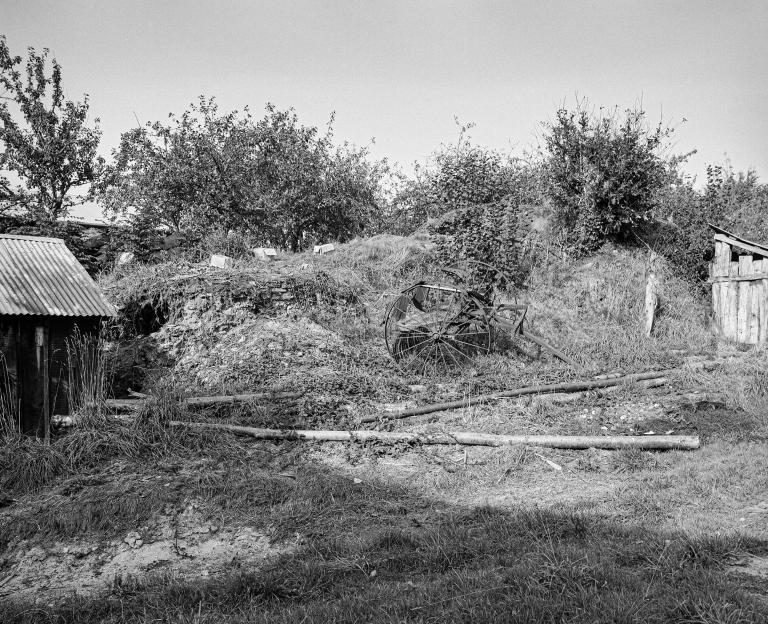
left=1, top=235, right=767, bottom=623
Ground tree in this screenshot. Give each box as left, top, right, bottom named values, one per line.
left=0, top=36, right=102, bottom=222
left=100, top=99, right=385, bottom=251
left=542, top=102, right=678, bottom=255
left=100, top=98, right=261, bottom=235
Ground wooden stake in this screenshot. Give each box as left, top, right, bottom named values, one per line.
left=644, top=251, right=661, bottom=337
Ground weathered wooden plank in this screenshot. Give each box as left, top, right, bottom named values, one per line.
left=717, top=282, right=728, bottom=338
left=739, top=255, right=754, bottom=276
left=711, top=283, right=720, bottom=333
left=726, top=281, right=739, bottom=340
left=760, top=279, right=768, bottom=344
left=737, top=281, right=751, bottom=342
left=710, top=273, right=768, bottom=283
left=713, top=241, right=731, bottom=277
left=730, top=261, right=740, bottom=277
left=720, top=283, right=728, bottom=335
left=749, top=282, right=760, bottom=343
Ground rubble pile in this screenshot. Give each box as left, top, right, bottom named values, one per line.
left=156, top=296, right=346, bottom=390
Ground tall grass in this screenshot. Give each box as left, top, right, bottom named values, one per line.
left=0, top=353, right=19, bottom=439
left=66, top=327, right=112, bottom=425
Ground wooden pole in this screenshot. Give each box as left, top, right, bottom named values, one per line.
left=644, top=251, right=661, bottom=337
left=520, top=330, right=581, bottom=367
left=360, top=370, right=670, bottom=423
left=35, top=324, right=50, bottom=443
left=170, top=421, right=700, bottom=450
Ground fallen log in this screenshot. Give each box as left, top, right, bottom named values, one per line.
left=360, top=371, right=670, bottom=423
left=398, top=378, right=668, bottom=424
left=107, top=390, right=302, bottom=411
left=169, top=421, right=699, bottom=450
left=527, top=377, right=666, bottom=406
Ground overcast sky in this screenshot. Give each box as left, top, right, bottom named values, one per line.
left=3, top=0, right=768, bottom=220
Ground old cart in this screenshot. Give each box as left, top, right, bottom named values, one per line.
left=384, top=261, right=578, bottom=374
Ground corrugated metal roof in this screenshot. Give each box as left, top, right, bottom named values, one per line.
left=0, top=234, right=116, bottom=317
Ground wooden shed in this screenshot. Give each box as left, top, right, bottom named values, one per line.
left=0, top=234, right=115, bottom=437
left=709, top=224, right=768, bottom=344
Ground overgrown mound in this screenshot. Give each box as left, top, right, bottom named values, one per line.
left=523, top=244, right=713, bottom=371
left=99, top=237, right=715, bottom=422
left=99, top=236, right=433, bottom=420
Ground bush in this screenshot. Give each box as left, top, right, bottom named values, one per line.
left=428, top=199, right=522, bottom=284
left=388, top=122, right=545, bottom=235
left=542, top=102, right=678, bottom=256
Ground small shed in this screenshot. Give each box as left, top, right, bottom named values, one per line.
left=709, top=224, right=768, bottom=344
left=0, top=234, right=116, bottom=437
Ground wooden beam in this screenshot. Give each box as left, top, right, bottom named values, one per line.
left=709, top=273, right=768, bottom=283
left=714, top=232, right=768, bottom=259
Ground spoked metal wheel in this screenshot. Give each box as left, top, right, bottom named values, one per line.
left=384, top=283, right=491, bottom=375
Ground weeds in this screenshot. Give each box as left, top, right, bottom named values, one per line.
left=66, top=327, right=113, bottom=427
left=0, top=352, right=19, bottom=439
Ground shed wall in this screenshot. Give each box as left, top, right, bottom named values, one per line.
left=711, top=241, right=768, bottom=344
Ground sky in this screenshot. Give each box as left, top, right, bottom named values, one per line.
left=2, top=0, right=768, bottom=221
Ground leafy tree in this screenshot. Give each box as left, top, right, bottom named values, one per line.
left=100, top=99, right=385, bottom=251
left=542, top=102, right=678, bottom=255
left=100, top=98, right=260, bottom=235
left=0, top=36, right=102, bottom=221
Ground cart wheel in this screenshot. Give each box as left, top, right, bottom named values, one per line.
left=384, top=283, right=491, bottom=375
